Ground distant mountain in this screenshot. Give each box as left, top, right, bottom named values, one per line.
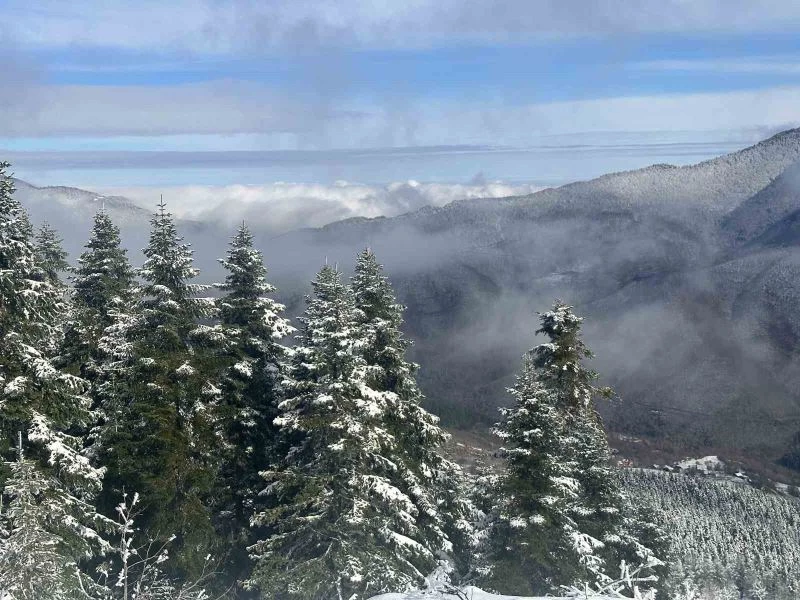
left=255, top=128, right=800, bottom=453
left=12, top=129, right=800, bottom=459
left=11, top=178, right=225, bottom=270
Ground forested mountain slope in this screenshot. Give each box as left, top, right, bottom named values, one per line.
left=15, top=129, right=800, bottom=456
left=622, top=469, right=800, bottom=598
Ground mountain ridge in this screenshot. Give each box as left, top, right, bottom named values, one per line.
left=11, top=128, right=800, bottom=459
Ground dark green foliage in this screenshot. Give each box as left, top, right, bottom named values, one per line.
left=478, top=353, right=581, bottom=593
left=0, top=162, right=96, bottom=483
left=351, top=249, right=473, bottom=578
left=481, top=302, right=662, bottom=595
left=212, top=223, right=292, bottom=589
left=250, top=263, right=454, bottom=599
left=0, top=163, right=109, bottom=594
left=96, top=201, right=221, bottom=580
left=60, top=210, right=135, bottom=379
left=73, top=210, right=134, bottom=316
left=33, top=222, right=70, bottom=287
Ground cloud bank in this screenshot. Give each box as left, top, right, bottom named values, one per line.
left=102, top=180, right=543, bottom=234
left=2, top=82, right=799, bottom=146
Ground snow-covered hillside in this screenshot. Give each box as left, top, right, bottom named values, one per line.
left=368, top=589, right=615, bottom=599
left=12, top=128, right=800, bottom=456
left=622, top=469, right=800, bottom=597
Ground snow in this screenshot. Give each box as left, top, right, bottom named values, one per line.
left=676, top=455, right=724, bottom=473
left=367, top=588, right=615, bottom=599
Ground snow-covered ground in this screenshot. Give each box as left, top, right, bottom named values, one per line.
left=368, top=588, right=614, bottom=599
left=675, top=455, right=724, bottom=473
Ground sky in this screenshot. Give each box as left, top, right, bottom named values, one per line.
left=4, top=0, right=800, bottom=218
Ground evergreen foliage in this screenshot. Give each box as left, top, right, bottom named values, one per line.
left=34, top=222, right=70, bottom=287
left=623, top=468, right=800, bottom=599
left=61, top=210, right=135, bottom=379
left=0, top=163, right=106, bottom=560
left=0, top=435, right=111, bottom=600
left=96, top=200, right=220, bottom=580
left=249, top=264, right=450, bottom=599
left=0, top=160, right=709, bottom=598
left=351, top=249, right=472, bottom=576
left=212, top=223, right=292, bottom=587
left=73, top=210, right=134, bottom=318
left=481, top=302, right=660, bottom=595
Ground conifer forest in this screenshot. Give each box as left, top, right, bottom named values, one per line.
left=4, top=152, right=800, bottom=600
left=11, top=2, right=800, bottom=597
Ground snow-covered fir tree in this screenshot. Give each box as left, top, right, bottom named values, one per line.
left=480, top=302, right=661, bottom=595
left=212, top=223, right=292, bottom=587
left=60, top=210, right=135, bottom=378
left=351, top=248, right=472, bottom=576
left=476, top=352, right=582, bottom=593
left=72, top=210, right=134, bottom=321
left=248, top=264, right=452, bottom=599
left=0, top=434, right=111, bottom=600
left=96, top=200, right=220, bottom=581
left=532, top=304, right=661, bottom=591
left=0, top=163, right=110, bottom=595
left=34, top=222, right=70, bottom=287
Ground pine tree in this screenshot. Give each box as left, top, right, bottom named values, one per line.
left=249, top=264, right=446, bottom=599
left=351, top=248, right=472, bottom=577
left=0, top=435, right=111, bottom=600
left=483, top=302, right=659, bottom=594
left=212, top=223, right=292, bottom=586
left=97, top=200, right=220, bottom=580
left=0, top=163, right=110, bottom=595
left=478, top=353, right=582, bottom=593
left=61, top=210, right=135, bottom=378
left=73, top=210, right=134, bottom=318
left=34, top=222, right=70, bottom=287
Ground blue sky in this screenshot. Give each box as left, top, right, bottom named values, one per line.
left=3, top=0, right=800, bottom=193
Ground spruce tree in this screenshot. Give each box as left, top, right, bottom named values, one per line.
left=34, top=222, right=70, bottom=287
left=213, top=223, right=292, bottom=586
left=249, top=264, right=447, bottom=599
left=532, top=304, right=616, bottom=574
left=0, top=161, right=102, bottom=490
left=0, top=163, right=110, bottom=593
left=97, top=200, right=220, bottom=580
left=351, top=248, right=471, bottom=576
left=532, top=304, right=656, bottom=587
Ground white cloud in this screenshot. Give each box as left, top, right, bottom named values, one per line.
left=100, top=180, right=543, bottom=233
left=0, top=81, right=333, bottom=138
left=6, top=1, right=800, bottom=53
left=2, top=81, right=800, bottom=145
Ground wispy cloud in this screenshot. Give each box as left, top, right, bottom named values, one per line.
left=2, top=83, right=799, bottom=144
left=3, top=0, right=800, bottom=195
left=635, top=57, right=800, bottom=74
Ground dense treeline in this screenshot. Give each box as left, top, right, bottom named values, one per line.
left=622, top=469, right=800, bottom=599
left=0, top=162, right=660, bottom=599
